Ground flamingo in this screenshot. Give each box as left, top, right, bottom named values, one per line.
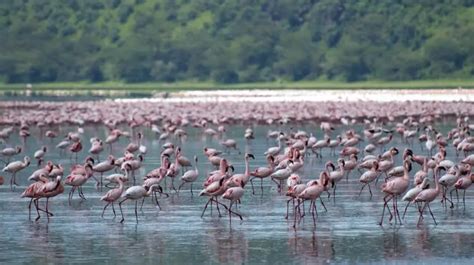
left=227, top=153, right=255, bottom=189
left=414, top=166, right=443, bottom=226
left=56, top=139, right=70, bottom=155
left=265, top=134, right=284, bottom=156
left=122, top=154, right=144, bottom=185
left=454, top=172, right=474, bottom=208
left=222, top=180, right=245, bottom=224
left=379, top=159, right=412, bottom=225
left=178, top=156, right=199, bottom=195
left=270, top=161, right=293, bottom=193
left=401, top=177, right=430, bottom=219
left=199, top=178, right=232, bottom=218
left=101, top=176, right=127, bottom=218
left=125, top=132, right=143, bottom=153
left=37, top=176, right=64, bottom=220
left=176, top=147, right=192, bottom=173
left=294, top=174, right=329, bottom=228
left=249, top=155, right=275, bottom=195
left=343, top=154, right=358, bottom=181
left=220, top=139, right=240, bottom=154
left=1, top=145, right=21, bottom=164
left=105, top=129, right=121, bottom=153
left=93, top=155, right=115, bottom=189
left=89, top=138, right=104, bottom=161
left=359, top=160, right=380, bottom=198
left=3, top=156, right=30, bottom=191
left=285, top=183, right=307, bottom=219
left=21, top=173, right=49, bottom=220
left=328, top=159, right=345, bottom=202
left=69, top=140, right=82, bottom=163
left=33, top=146, right=47, bottom=166
left=65, top=164, right=94, bottom=205
left=118, top=184, right=161, bottom=223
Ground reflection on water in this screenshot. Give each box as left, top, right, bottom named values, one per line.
left=0, top=122, right=474, bottom=264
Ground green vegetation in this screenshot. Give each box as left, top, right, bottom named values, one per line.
left=1, top=0, right=473, bottom=85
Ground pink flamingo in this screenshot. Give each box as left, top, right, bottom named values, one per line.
left=222, top=180, right=245, bottom=224
left=65, top=163, right=94, bottom=205
left=379, top=159, right=412, bottom=225
left=454, top=172, right=474, bottom=208
left=21, top=173, right=49, bottom=220
left=227, top=153, right=255, bottom=188
left=118, top=184, right=161, bottom=223
left=178, top=156, right=199, bottom=195
left=294, top=174, right=329, bottom=228
left=100, top=176, right=126, bottom=218
left=69, top=140, right=82, bottom=163
left=249, top=155, right=275, bottom=195
left=414, top=166, right=443, bottom=225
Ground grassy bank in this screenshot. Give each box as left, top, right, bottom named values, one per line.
left=0, top=80, right=473, bottom=94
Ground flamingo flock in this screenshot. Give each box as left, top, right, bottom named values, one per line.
left=0, top=99, right=474, bottom=229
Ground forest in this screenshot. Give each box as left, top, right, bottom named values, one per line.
left=1, top=0, right=473, bottom=84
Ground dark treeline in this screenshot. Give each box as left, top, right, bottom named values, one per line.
left=1, top=0, right=473, bottom=84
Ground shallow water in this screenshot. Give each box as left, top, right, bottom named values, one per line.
left=0, top=122, right=473, bottom=264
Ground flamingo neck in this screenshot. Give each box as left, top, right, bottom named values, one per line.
left=244, top=157, right=250, bottom=176
left=434, top=168, right=441, bottom=193
left=403, top=162, right=410, bottom=181
left=146, top=186, right=155, bottom=196
left=118, top=179, right=124, bottom=191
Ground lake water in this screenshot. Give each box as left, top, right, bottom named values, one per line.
left=0, top=115, right=473, bottom=264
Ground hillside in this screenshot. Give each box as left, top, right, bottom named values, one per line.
left=1, top=0, right=473, bottom=84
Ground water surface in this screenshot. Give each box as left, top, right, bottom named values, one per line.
left=0, top=122, right=473, bottom=264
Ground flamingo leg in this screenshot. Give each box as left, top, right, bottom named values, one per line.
left=402, top=201, right=410, bottom=219
left=394, top=196, right=402, bottom=224
left=301, top=200, right=306, bottom=218
left=293, top=200, right=301, bottom=228
left=111, top=203, right=116, bottom=217
left=417, top=203, right=427, bottom=226
left=79, top=186, right=86, bottom=200
left=34, top=199, right=41, bottom=221
left=201, top=198, right=212, bottom=218
left=463, top=190, right=466, bottom=209
left=212, top=198, right=242, bottom=220
left=359, top=183, right=366, bottom=196
left=177, top=182, right=185, bottom=194
left=229, top=201, right=233, bottom=225
left=250, top=177, right=255, bottom=195
left=379, top=195, right=392, bottom=226
left=426, top=203, right=437, bottom=225
left=101, top=202, right=110, bottom=218
left=320, top=198, right=327, bottom=212
left=119, top=197, right=128, bottom=223
left=285, top=198, right=291, bottom=219
left=28, top=198, right=33, bottom=220
left=368, top=184, right=373, bottom=199
left=134, top=200, right=139, bottom=223
left=153, top=191, right=161, bottom=210
left=215, top=197, right=222, bottom=217
left=45, top=197, right=53, bottom=219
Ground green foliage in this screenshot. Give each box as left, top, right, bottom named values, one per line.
left=0, top=0, right=473, bottom=83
